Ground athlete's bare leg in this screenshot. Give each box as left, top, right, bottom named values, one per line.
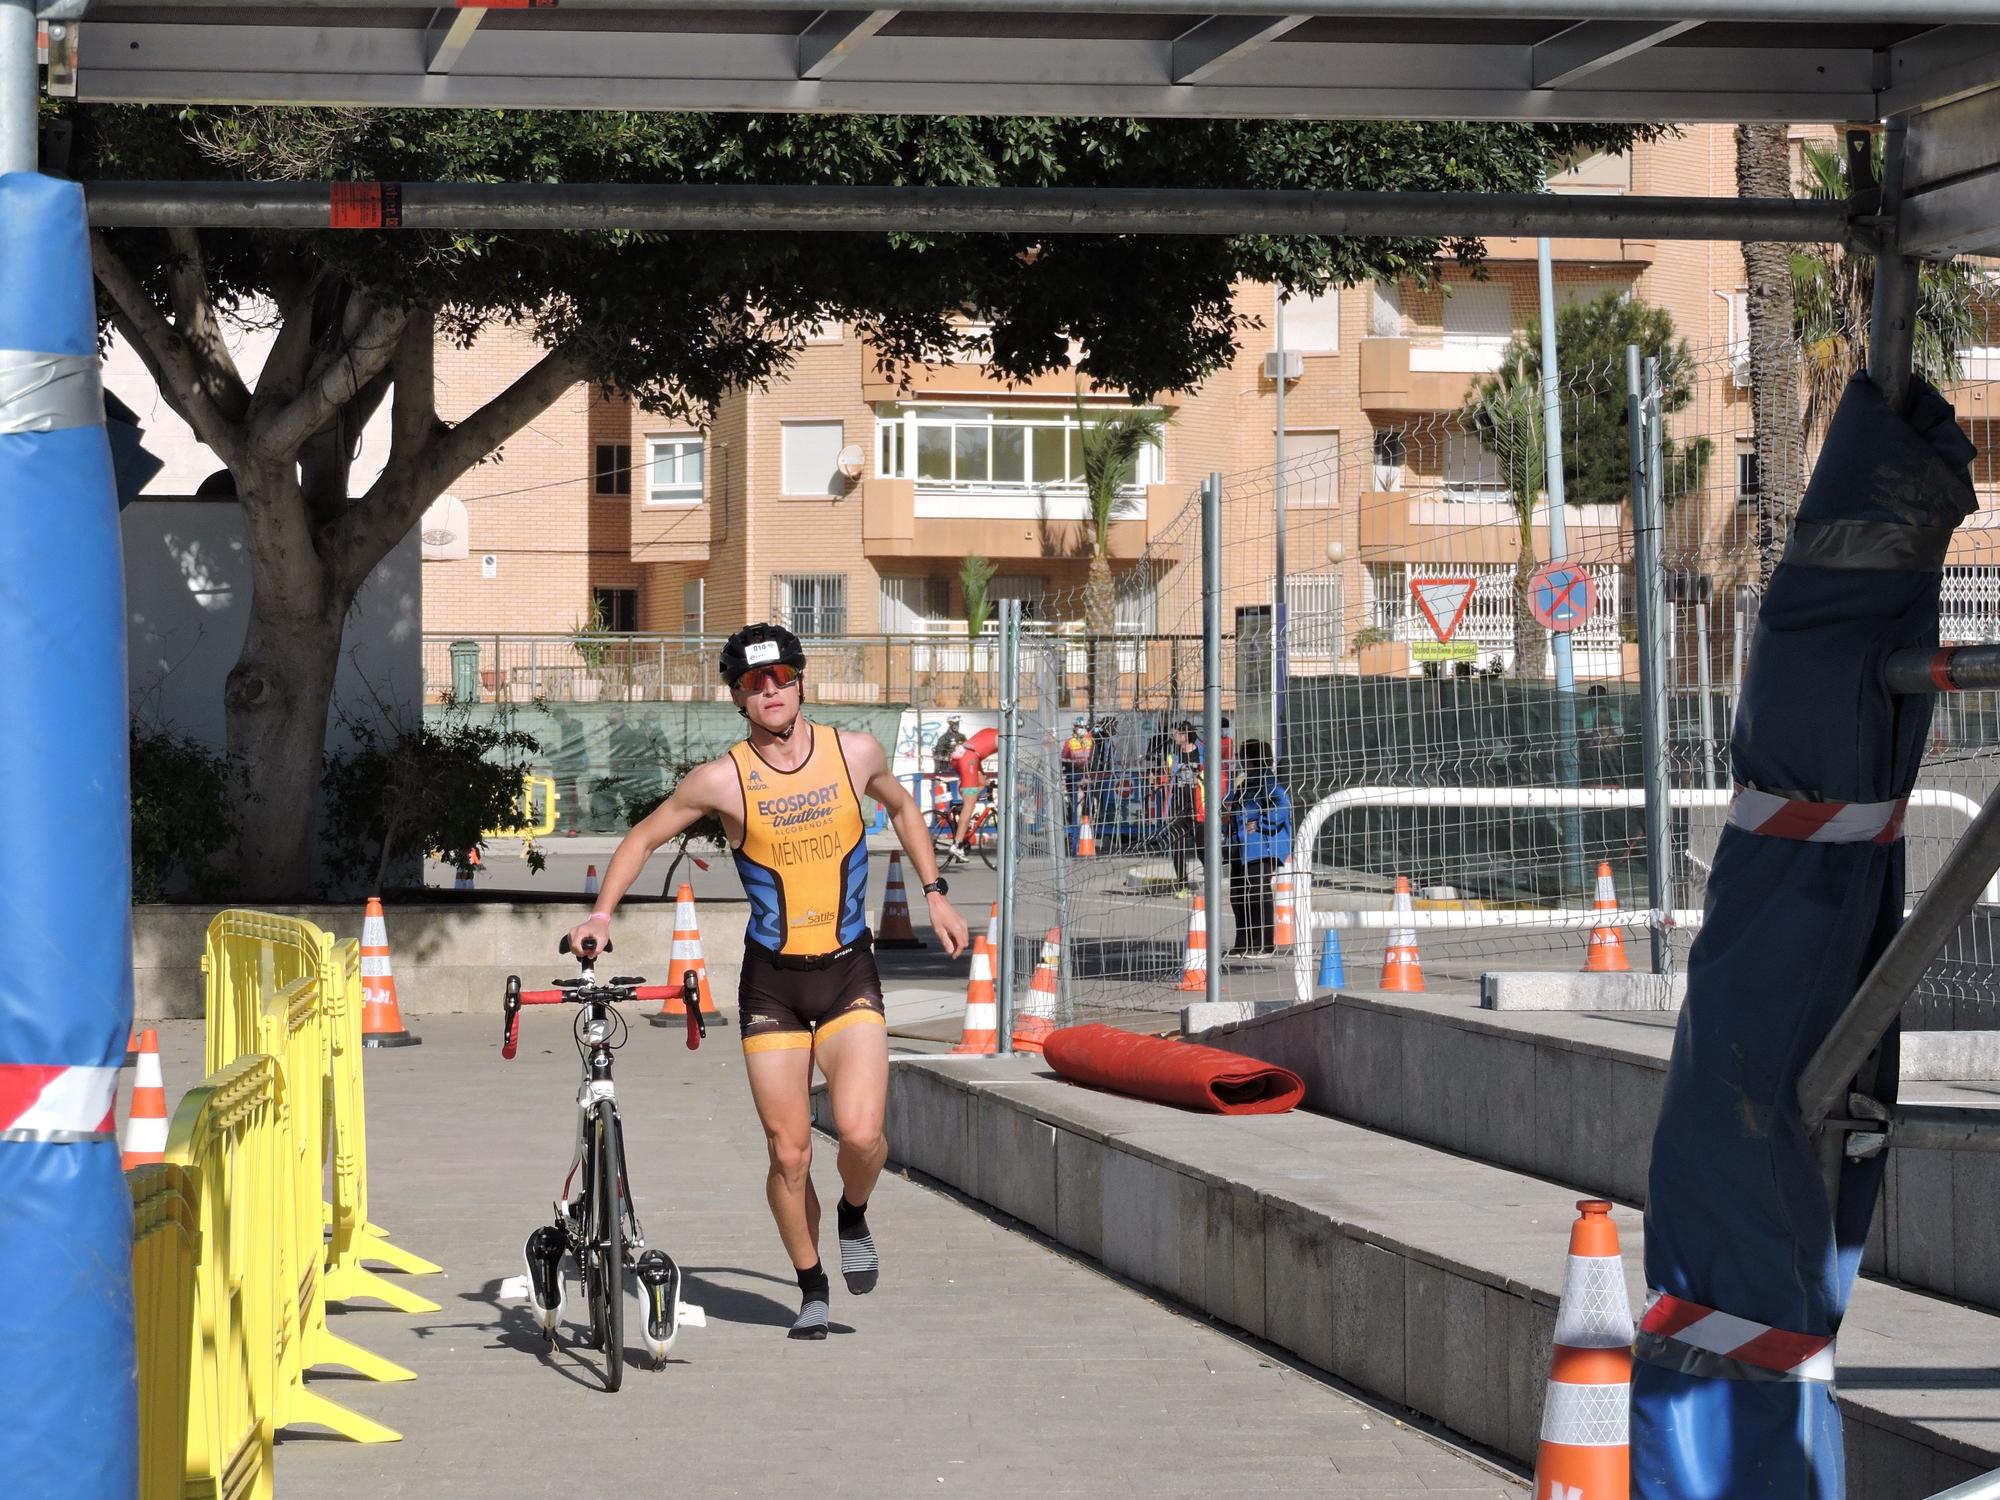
left=950, top=789, right=983, bottom=854
left=814, top=1018, right=890, bottom=1206
left=743, top=1045, right=821, bottom=1269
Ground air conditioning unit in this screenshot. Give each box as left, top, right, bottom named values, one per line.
left=1263, top=350, right=1304, bottom=381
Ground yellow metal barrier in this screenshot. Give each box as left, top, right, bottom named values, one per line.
left=154, top=1053, right=284, bottom=1500
left=323, top=937, right=443, bottom=1309
left=483, top=771, right=560, bottom=840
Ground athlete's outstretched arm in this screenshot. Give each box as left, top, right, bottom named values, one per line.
left=565, top=759, right=731, bottom=955
left=843, top=731, right=969, bottom=958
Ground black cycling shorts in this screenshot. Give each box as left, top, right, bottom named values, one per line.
left=738, top=943, right=886, bottom=1055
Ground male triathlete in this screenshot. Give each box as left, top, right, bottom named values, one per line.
left=942, top=724, right=998, bottom=866
left=570, top=623, right=969, bottom=1340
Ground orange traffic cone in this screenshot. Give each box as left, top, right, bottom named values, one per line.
left=651, top=883, right=719, bottom=1023
left=360, top=897, right=422, bottom=1047
left=122, top=1029, right=168, bottom=1169
left=1177, top=894, right=1210, bottom=993
left=876, top=851, right=926, bottom=949
left=1272, top=870, right=1297, bottom=951
left=1532, top=1199, right=1635, bottom=1500
left=1075, top=813, right=1097, bottom=859
left=123, top=1028, right=138, bottom=1067
left=1583, top=862, right=1630, bottom=974
left=951, top=935, right=999, bottom=1054
left=1012, top=928, right=1063, bottom=1054
left=1379, top=876, right=1424, bottom=992
left=584, top=863, right=600, bottom=898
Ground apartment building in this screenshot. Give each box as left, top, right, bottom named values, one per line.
left=420, top=123, right=2000, bottom=689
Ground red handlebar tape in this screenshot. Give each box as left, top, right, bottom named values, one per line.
left=515, top=985, right=677, bottom=1004
left=329, top=182, right=403, bottom=230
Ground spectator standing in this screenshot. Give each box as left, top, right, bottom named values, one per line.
left=1221, top=740, right=1292, bottom=955
left=1164, top=720, right=1204, bottom=896
left=1060, top=715, right=1094, bottom=828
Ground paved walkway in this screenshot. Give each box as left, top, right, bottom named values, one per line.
left=151, top=1013, right=1523, bottom=1498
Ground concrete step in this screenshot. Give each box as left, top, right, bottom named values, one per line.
left=1196, top=990, right=2000, bottom=1320
left=832, top=1053, right=2000, bottom=1500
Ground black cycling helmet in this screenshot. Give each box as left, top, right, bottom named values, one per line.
left=718, top=622, right=807, bottom=685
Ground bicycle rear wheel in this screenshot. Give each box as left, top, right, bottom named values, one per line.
left=976, top=813, right=999, bottom=869
left=586, top=1099, right=625, bottom=1392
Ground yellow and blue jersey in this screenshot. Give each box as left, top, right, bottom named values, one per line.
left=728, top=724, right=869, bottom=957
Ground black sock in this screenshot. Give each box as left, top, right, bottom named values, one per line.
left=837, top=1197, right=868, bottom=1236
left=796, top=1261, right=829, bottom=1303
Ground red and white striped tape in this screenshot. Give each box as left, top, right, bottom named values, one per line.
left=0, top=1063, right=119, bottom=1143
left=1639, top=1291, right=1835, bottom=1382
left=1728, top=785, right=1908, bottom=844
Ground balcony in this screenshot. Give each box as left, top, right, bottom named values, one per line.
left=1479, top=235, right=1655, bottom=265
left=1358, top=337, right=1499, bottom=413
left=861, top=477, right=1181, bottom=561
left=1356, top=488, right=1630, bottom=567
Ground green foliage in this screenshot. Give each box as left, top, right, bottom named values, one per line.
left=320, top=698, right=546, bottom=894
left=77, top=108, right=1658, bottom=404
left=960, top=554, right=998, bottom=642
left=572, top=595, right=613, bottom=671
left=1076, top=399, right=1170, bottom=553
left=130, top=728, right=238, bottom=902
left=1464, top=371, right=1546, bottom=524
left=1466, top=290, right=1710, bottom=507
left=1791, top=138, right=1984, bottom=434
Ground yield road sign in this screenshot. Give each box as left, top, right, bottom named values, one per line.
left=1529, top=562, right=1596, bottom=633
left=1409, top=576, right=1476, bottom=643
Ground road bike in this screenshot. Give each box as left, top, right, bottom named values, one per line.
left=501, top=936, right=706, bottom=1388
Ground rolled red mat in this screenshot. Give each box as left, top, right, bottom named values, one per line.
left=1040, top=1023, right=1304, bottom=1115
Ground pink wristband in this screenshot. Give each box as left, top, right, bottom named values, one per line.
left=590, top=911, right=613, bottom=922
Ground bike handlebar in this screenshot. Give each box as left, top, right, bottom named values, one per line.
left=501, top=967, right=709, bottom=1059
left=682, top=969, right=706, bottom=1051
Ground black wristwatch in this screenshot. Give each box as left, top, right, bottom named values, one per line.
left=921, top=878, right=949, bottom=897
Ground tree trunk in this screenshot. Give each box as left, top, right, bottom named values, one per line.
left=1736, top=123, right=1804, bottom=587
left=1083, top=548, right=1115, bottom=716
left=1513, top=519, right=1546, bottom=681
left=222, top=468, right=352, bottom=898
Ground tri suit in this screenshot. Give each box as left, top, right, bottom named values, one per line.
left=728, top=723, right=886, bottom=1054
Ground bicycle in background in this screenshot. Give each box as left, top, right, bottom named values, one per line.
left=501, top=936, right=707, bottom=1388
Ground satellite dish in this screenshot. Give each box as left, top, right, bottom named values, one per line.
left=836, top=444, right=866, bottom=480
left=420, top=493, right=469, bottom=561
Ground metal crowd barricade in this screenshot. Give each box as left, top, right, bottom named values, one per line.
left=484, top=772, right=560, bottom=841
left=127, top=1160, right=198, bottom=1500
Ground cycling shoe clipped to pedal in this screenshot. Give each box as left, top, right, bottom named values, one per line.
left=636, top=1249, right=705, bottom=1368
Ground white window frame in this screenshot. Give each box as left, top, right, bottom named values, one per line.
left=879, top=575, right=951, bottom=635
left=681, top=577, right=704, bottom=637
left=1285, top=572, right=1345, bottom=667
left=781, top=419, right=848, bottom=499
left=872, top=403, right=1165, bottom=500
left=1436, top=282, right=1514, bottom=373
left=776, top=572, right=849, bottom=636
left=644, top=433, right=704, bottom=505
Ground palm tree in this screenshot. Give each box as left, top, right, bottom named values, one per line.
left=1735, top=123, right=1803, bottom=586
left=1792, top=138, right=1982, bottom=444
left=1466, top=372, right=1549, bottom=680
left=959, top=552, right=997, bottom=704
left=1076, top=401, right=1168, bottom=714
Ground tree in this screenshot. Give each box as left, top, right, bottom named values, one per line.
left=1466, top=289, right=1709, bottom=678
left=958, top=554, right=997, bottom=704
left=1791, top=137, right=1981, bottom=446
left=78, top=106, right=1655, bottom=895
left=1076, top=400, right=1169, bottom=714
left=1735, top=124, right=1804, bottom=586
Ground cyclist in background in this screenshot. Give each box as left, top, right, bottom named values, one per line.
left=931, top=714, right=967, bottom=777
left=942, top=724, right=998, bottom=867
left=569, top=623, right=969, bottom=1341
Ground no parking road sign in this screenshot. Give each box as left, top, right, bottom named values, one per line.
left=1528, top=562, right=1596, bottom=633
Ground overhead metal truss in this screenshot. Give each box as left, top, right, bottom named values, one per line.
left=44, top=2, right=2000, bottom=131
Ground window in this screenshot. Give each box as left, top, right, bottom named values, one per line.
left=645, top=435, right=703, bottom=504
left=776, top=573, right=848, bottom=635
left=874, top=404, right=1165, bottom=494
left=782, top=420, right=847, bottom=498
left=1282, top=291, right=1339, bottom=354
left=1737, top=451, right=1761, bottom=504
left=592, top=587, right=638, bottom=633
left=1444, top=431, right=1511, bottom=501
left=593, top=443, right=632, bottom=497
left=1283, top=430, right=1339, bottom=507
left=1286, top=572, right=1345, bottom=667
left=1441, top=282, right=1513, bottom=371
left=1370, top=281, right=1406, bottom=339
left=682, top=578, right=704, bottom=636
left=1559, top=280, right=1629, bottom=312
left=879, top=576, right=950, bottom=634
left=990, top=575, right=1047, bottom=622
left=1115, top=575, right=1158, bottom=634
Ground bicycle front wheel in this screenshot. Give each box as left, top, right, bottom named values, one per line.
left=587, top=1099, right=626, bottom=1391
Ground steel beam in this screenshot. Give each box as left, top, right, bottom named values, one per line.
left=81, top=180, right=1855, bottom=242
left=1877, top=25, right=2000, bottom=116
left=799, top=9, right=897, bottom=80
left=63, top=0, right=2000, bottom=19
left=1885, top=644, right=2000, bottom=695
left=1901, top=88, right=2000, bottom=259
left=1171, top=14, right=1306, bottom=85
left=1530, top=19, right=1697, bottom=90
left=424, top=6, right=484, bottom=76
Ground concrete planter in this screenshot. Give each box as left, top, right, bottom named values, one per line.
left=1356, top=641, right=1410, bottom=677
left=131, top=898, right=749, bottom=1020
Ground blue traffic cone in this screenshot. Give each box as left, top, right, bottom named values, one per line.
left=1316, top=927, right=1346, bottom=989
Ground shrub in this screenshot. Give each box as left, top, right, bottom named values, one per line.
left=130, top=727, right=238, bottom=902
